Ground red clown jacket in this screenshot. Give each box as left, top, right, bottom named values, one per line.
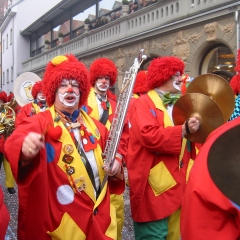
left=0, top=186, right=10, bottom=240
left=5, top=106, right=123, bottom=240
left=127, top=91, right=188, bottom=222
left=15, top=102, right=45, bottom=127
left=180, top=117, right=240, bottom=240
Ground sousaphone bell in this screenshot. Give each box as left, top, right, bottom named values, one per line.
left=14, top=72, right=41, bottom=107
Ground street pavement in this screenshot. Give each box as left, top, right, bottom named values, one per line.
left=0, top=167, right=135, bottom=240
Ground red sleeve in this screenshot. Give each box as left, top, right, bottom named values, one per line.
left=0, top=187, right=10, bottom=239
left=15, top=103, right=33, bottom=127
left=5, top=112, right=50, bottom=184
left=130, top=96, right=182, bottom=154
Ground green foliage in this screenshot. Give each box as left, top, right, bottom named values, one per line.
left=84, top=18, right=90, bottom=24
left=122, top=0, right=129, bottom=5
left=45, top=40, right=50, bottom=44
left=58, top=32, right=64, bottom=37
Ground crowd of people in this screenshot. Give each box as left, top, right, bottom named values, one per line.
left=88, top=0, right=159, bottom=31
left=0, top=50, right=240, bottom=240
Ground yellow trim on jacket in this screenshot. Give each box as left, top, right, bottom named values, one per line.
left=88, top=87, right=112, bottom=130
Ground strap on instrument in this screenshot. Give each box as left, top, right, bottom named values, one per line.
left=80, top=147, right=101, bottom=198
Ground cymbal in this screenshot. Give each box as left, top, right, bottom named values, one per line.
left=172, top=93, right=224, bottom=143
left=208, top=124, right=240, bottom=206
left=186, top=73, right=235, bottom=122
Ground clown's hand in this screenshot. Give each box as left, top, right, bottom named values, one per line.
left=103, top=158, right=123, bottom=179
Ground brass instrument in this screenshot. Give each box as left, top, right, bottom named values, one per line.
left=0, top=104, right=16, bottom=138
left=172, top=93, right=224, bottom=143
left=101, top=49, right=147, bottom=190
left=173, top=73, right=235, bottom=143
left=186, top=73, right=235, bottom=122
left=14, top=72, right=41, bottom=107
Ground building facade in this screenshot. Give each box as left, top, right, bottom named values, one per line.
left=0, top=0, right=62, bottom=93
left=0, top=0, right=239, bottom=94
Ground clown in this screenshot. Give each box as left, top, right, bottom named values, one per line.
left=0, top=91, right=16, bottom=194
left=15, top=80, right=47, bottom=127
left=4, top=54, right=123, bottom=240
left=83, top=58, right=127, bottom=240
left=127, top=56, right=200, bottom=240
left=133, top=70, right=149, bottom=98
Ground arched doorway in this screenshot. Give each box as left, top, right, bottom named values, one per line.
left=200, top=44, right=236, bottom=82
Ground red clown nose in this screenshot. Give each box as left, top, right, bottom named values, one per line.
left=66, top=87, right=74, bottom=93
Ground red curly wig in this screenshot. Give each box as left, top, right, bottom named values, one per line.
left=230, top=75, right=239, bottom=95
left=42, top=54, right=90, bottom=107
left=32, top=81, right=43, bottom=99
left=0, top=91, right=8, bottom=103
left=133, top=71, right=148, bottom=95
left=89, top=58, right=117, bottom=87
left=147, top=56, right=185, bottom=89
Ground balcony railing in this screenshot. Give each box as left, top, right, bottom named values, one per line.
left=22, top=0, right=237, bottom=72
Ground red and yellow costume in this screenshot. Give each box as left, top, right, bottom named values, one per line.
left=180, top=118, right=240, bottom=239
left=0, top=91, right=15, bottom=191
left=84, top=87, right=116, bottom=130
left=128, top=91, right=186, bottom=221
left=83, top=58, right=127, bottom=240
left=4, top=54, right=123, bottom=240
left=5, top=107, right=119, bottom=240
left=127, top=57, right=192, bottom=240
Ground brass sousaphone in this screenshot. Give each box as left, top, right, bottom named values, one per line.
left=14, top=72, right=41, bottom=107
left=173, top=74, right=235, bottom=143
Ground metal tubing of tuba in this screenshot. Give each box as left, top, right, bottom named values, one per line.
left=0, top=104, right=16, bottom=138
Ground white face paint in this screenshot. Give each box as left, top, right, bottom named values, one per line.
left=95, top=76, right=110, bottom=93
left=57, top=79, right=80, bottom=107
left=36, top=92, right=46, bottom=102
left=172, top=80, right=181, bottom=91
left=96, top=82, right=110, bottom=92
left=172, top=71, right=182, bottom=91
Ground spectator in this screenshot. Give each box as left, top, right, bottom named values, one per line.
left=149, top=0, right=158, bottom=5
left=139, top=0, right=144, bottom=9
left=94, top=17, right=102, bottom=29
left=89, top=20, right=96, bottom=30
left=110, top=12, right=116, bottom=22
left=100, top=16, right=108, bottom=26
left=143, top=0, right=150, bottom=7
left=133, top=1, right=139, bottom=12
left=116, top=11, right=121, bottom=19
left=128, top=2, right=134, bottom=14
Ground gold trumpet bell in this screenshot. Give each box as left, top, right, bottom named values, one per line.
left=172, top=93, right=224, bottom=143
left=186, top=73, right=235, bottom=122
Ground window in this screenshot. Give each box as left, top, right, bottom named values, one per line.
left=11, top=67, right=13, bottom=82
left=7, top=69, right=9, bottom=83
left=6, top=34, right=8, bottom=48
left=176, top=3, right=179, bottom=12
left=10, top=29, right=12, bottom=44
left=2, top=40, right=4, bottom=53
left=3, top=72, right=5, bottom=85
